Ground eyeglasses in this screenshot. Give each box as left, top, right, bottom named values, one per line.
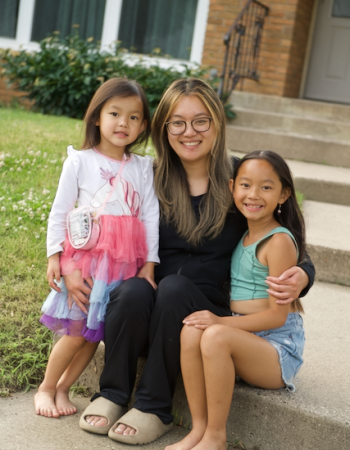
left=166, top=118, right=213, bottom=135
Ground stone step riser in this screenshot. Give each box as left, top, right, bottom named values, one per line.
left=294, top=177, right=350, bottom=207
left=230, top=91, right=350, bottom=122
left=307, top=245, right=350, bottom=286
left=232, top=109, right=350, bottom=141
left=227, top=126, right=350, bottom=168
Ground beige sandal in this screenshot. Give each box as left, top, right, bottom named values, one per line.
left=79, top=397, right=128, bottom=435
left=108, top=408, right=173, bottom=444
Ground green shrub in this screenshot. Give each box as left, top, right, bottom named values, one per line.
left=0, top=32, right=220, bottom=119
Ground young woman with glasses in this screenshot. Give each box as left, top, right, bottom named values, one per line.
left=66, top=78, right=315, bottom=445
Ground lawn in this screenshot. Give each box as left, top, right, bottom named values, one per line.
left=0, top=107, right=87, bottom=393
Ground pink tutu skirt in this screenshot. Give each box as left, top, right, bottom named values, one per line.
left=40, top=215, right=148, bottom=342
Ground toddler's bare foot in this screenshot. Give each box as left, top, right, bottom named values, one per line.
left=55, top=389, right=77, bottom=416
left=34, top=387, right=60, bottom=418
left=85, top=415, right=108, bottom=427
left=191, top=434, right=226, bottom=450
left=165, top=428, right=204, bottom=450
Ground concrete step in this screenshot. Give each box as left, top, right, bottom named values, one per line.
left=232, top=107, right=350, bottom=141
left=304, top=200, right=350, bottom=286
left=226, top=125, right=350, bottom=168
left=231, top=151, right=350, bottom=207
left=77, top=281, right=350, bottom=450
left=230, top=90, right=350, bottom=123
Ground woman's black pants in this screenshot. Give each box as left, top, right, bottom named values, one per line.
left=91, top=274, right=230, bottom=424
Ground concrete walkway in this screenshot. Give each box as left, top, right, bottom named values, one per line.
left=0, top=392, right=188, bottom=450
left=1, top=281, right=349, bottom=450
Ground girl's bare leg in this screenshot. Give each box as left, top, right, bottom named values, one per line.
left=165, top=326, right=207, bottom=450
left=192, top=325, right=284, bottom=450
left=34, top=335, right=87, bottom=418
left=56, top=341, right=99, bottom=415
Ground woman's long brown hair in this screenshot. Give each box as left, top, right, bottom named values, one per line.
left=152, top=78, right=233, bottom=246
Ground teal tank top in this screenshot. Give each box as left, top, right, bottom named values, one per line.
left=230, top=227, right=298, bottom=301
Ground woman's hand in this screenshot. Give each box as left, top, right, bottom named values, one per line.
left=47, top=253, right=61, bottom=292
left=137, top=262, right=157, bottom=289
left=266, top=266, right=309, bottom=304
left=183, top=310, right=221, bottom=330
left=63, top=270, right=93, bottom=314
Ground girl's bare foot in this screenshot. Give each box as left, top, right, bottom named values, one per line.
left=55, top=388, right=77, bottom=416
left=34, top=387, right=60, bottom=418
left=165, top=428, right=204, bottom=450
left=191, top=434, right=226, bottom=450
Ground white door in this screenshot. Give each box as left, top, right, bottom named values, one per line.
left=304, top=0, right=350, bottom=104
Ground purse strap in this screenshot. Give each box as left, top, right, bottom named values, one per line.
left=94, top=153, right=127, bottom=220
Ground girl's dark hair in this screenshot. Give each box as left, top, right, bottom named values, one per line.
left=152, top=77, right=233, bottom=246
left=82, top=78, right=151, bottom=155
left=234, top=150, right=306, bottom=312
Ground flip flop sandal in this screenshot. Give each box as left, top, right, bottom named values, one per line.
left=108, top=408, right=173, bottom=445
left=79, top=396, right=128, bottom=435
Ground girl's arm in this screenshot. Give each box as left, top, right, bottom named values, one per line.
left=47, top=150, right=91, bottom=311
left=265, top=251, right=315, bottom=304
left=141, top=157, right=160, bottom=265
left=47, top=252, right=61, bottom=292
left=134, top=157, right=159, bottom=290
left=47, top=152, right=79, bottom=258
left=137, top=262, right=157, bottom=289
left=184, top=233, right=297, bottom=332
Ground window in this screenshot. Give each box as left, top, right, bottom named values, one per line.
left=0, top=0, right=209, bottom=64
left=332, top=0, right=350, bottom=18
left=118, top=0, right=198, bottom=60
left=0, top=0, right=20, bottom=38
left=31, top=0, right=106, bottom=42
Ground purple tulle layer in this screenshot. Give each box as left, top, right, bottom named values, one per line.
left=40, top=314, right=104, bottom=342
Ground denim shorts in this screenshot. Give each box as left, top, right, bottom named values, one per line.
left=233, top=312, right=305, bottom=392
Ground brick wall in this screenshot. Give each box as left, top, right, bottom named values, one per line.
left=201, top=0, right=315, bottom=98
left=0, top=77, right=19, bottom=103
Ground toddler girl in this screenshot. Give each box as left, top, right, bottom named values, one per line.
left=167, top=150, right=306, bottom=450
left=34, top=78, right=159, bottom=418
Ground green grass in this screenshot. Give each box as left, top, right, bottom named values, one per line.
left=0, top=107, right=84, bottom=391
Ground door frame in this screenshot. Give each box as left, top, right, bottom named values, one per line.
left=299, top=0, right=321, bottom=99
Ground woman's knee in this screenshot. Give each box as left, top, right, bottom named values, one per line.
left=156, top=275, right=196, bottom=312
left=107, top=277, right=155, bottom=319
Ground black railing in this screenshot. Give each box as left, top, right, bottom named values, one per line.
left=218, top=0, right=269, bottom=100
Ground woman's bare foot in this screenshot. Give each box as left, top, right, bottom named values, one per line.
left=55, top=388, right=77, bottom=416
left=34, top=387, right=60, bottom=418
left=85, top=415, right=108, bottom=427
left=84, top=416, right=135, bottom=434
left=112, top=423, right=136, bottom=435
left=164, top=428, right=204, bottom=450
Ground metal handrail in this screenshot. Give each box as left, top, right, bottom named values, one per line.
left=218, top=0, right=269, bottom=100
